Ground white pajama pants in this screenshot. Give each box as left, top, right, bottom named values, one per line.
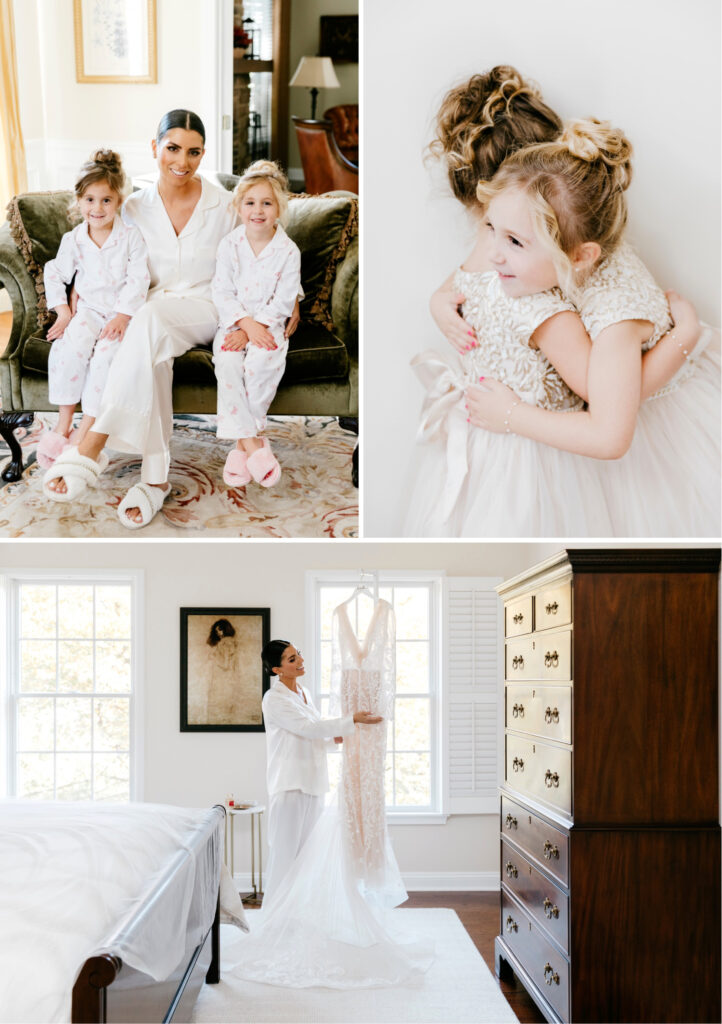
left=212, top=327, right=288, bottom=439
left=93, top=295, right=217, bottom=483
left=47, top=305, right=120, bottom=418
left=264, top=789, right=322, bottom=909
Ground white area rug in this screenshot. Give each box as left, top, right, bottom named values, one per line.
left=192, top=909, right=517, bottom=1023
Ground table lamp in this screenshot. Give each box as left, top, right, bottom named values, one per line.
left=289, top=56, right=340, bottom=120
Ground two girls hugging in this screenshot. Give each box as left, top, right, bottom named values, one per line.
left=404, top=67, right=720, bottom=537
left=40, top=109, right=301, bottom=528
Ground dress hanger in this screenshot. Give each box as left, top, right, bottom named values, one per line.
left=348, top=569, right=379, bottom=603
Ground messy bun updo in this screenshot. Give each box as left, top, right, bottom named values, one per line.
left=71, top=149, right=129, bottom=214
left=476, top=117, right=634, bottom=294
left=428, top=65, right=563, bottom=208
left=232, top=159, right=290, bottom=225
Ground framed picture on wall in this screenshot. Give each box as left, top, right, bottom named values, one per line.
left=73, top=0, right=158, bottom=83
left=180, top=607, right=270, bottom=732
left=319, top=15, right=358, bottom=64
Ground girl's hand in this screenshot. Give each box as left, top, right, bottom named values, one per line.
left=285, top=298, right=300, bottom=338
left=99, top=313, right=131, bottom=341
left=47, top=304, right=72, bottom=341
left=466, top=378, right=522, bottom=434
left=353, top=711, right=383, bottom=725
left=430, top=286, right=477, bottom=354
left=222, top=328, right=249, bottom=351
left=240, top=317, right=277, bottom=350
left=666, top=290, right=702, bottom=354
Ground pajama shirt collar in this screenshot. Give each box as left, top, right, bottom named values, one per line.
left=76, top=215, right=127, bottom=252
left=234, top=222, right=291, bottom=259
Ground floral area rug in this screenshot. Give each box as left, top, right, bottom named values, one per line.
left=0, top=414, right=358, bottom=538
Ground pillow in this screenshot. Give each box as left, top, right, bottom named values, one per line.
left=6, top=191, right=79, bottom=328
left=286, top=193, right=358, bottom=333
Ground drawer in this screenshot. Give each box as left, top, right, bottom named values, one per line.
left=505, top=595, right=533, bottom=638
left=534, top=581, right=572, bottom=631
left=505, top=637, right=538, bottom=680
left=501, top=795, right=569, bottom=886
left=506, top=735, right=572, bottom=816
left=537, top=629, right=572, bottom=682
left=501, top=839, right=569, bottom=954
left=501, top=890, right=570, bottom=1022
left=506, top=684, right=572, bottom=744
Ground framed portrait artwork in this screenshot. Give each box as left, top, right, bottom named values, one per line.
left=180, top=608, right=271, bottom=732
left=319, top=15, right=358, bottom=64
left=73, top=0, right=158, bottom=83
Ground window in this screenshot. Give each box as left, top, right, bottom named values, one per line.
left=306, top=570, right=443, bottom=821
left=2, top=571, right=143, bottom=801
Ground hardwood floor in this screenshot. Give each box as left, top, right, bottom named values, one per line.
left=404, top=892, right=545, bottom=1023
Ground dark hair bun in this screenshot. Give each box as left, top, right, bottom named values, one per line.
left=91, top=149, right=123, bottom=173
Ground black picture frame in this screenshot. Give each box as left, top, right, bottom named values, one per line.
left=180, top=607, right=270, bottom=732
left=319, top=15, right=358, bottom=64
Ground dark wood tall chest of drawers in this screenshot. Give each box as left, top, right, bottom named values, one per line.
left=495, top=549, right=721, bottom=1024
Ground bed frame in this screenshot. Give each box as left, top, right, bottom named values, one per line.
left=71, top=804, right=225, bottom=1024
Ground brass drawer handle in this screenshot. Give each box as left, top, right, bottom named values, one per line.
left=544, top=650, right=559, bottom=668
left=505, top=813, right=518, bottom=830
left=543, top=897, right=560, bottom=920
left=544, top=706, right=560, bottom=724
left=545, top=601, right=559, bottom=615
left=505, top=861, right=518, bottom=879
left=512, top=655, right=525, bottom=670
left=543, top=840, right=559, bottom=860
left=512, top=702, right=525, bottom=718
left=543, top=962, right=560, bottom=986
left=544, top=769, right=560, bottom=788
left=505, top=915, right=518, bottom=934
left=513, top=612, right=524, bottom=624
left=512, top=757, right=524, bottom=772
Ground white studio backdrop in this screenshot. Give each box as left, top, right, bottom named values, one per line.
left=362, top=0, right=721, bottom=536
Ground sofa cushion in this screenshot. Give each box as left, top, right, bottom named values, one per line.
left=6, top=191, right=78, bottom=328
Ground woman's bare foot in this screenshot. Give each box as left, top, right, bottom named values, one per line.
left=124, top=481, right=171, bottom=524
left=46, top=430, right=107, bottom=494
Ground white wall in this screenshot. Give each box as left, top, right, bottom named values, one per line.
left=0, top=539, right=555, bottom=887
left=363, top=0, right=721, bottom=536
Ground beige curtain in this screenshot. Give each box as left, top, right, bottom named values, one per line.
left=0, top=0, right=27, bottom=212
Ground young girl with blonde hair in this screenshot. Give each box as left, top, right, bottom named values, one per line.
left=212, top=160, right=301, bottom=488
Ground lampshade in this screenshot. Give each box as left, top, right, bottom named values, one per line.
left=289, top=56, right=340, bottom=90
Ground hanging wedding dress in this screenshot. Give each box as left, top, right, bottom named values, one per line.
left=226, top=595, right=433, bottom=988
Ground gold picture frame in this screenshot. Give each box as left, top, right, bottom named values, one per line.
left=74, top=0, right=157, bottom=83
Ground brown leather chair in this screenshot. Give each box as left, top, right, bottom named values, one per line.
left=323, top=104, right=359, bottom=166
left=292, top=116, right=358, bottom=195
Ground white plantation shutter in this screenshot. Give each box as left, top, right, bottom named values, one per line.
left=444, top=577, right=502, bottom=814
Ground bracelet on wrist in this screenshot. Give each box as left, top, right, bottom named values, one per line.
left=670, top=330, right=691, bottom=360
left=503, top=400, right=521, bottom=434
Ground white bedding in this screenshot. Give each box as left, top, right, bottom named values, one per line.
left=0, top=799, right=227, bottom=1024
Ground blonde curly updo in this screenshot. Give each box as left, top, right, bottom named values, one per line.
left=70, top=149, right=129, bottom=215
left=476, top=118, right=634, bottom=295
left=232, top=159, right=290, bottom=225
left=428, top=65, right=563, bottom=208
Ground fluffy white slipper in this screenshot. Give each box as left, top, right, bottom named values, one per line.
left=118, top=482, right=170, bottom=529
left=42, top=448, right=109, bottom=502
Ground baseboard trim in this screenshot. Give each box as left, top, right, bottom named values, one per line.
left=230, top=870, right=499, bottom=893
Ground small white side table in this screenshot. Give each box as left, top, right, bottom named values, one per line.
left=225, top=803, right=265, bottom=905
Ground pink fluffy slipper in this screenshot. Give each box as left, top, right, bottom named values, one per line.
left=246, top=438, right=281, bottom=487
left=223, top=448, right=252, bottom=487
left=36, top=430, right=71, bottom=469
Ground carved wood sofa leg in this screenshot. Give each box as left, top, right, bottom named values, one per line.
left=0, top=411, right=34, bottom=482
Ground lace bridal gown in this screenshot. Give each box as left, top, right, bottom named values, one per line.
left=226, top=596, right=433, bottom=988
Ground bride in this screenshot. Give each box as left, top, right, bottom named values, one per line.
left=226, top=626, right=433, bottom=988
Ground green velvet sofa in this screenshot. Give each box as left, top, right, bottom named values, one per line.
left=0, top=177, right=358, bottom=483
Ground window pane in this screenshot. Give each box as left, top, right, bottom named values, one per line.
left=58, top=641, right=94, bottom=692
left=17, top=697, right=54, bottom=751
left=95, top=698, right=130, bottom=751
left=394, top=588, right=429, bottom=640
left=356, top=594, right=376, bottom=639
left=58, top=586, right=94, bottom=639
left=320, top=641, right=332, bottom=694
left=396, top=642, right=430, bottom=694
left=394, top=752, right=431, bottom=806
left=17, top=753, right=54, bottom=799
left=20, top=640, right=56, bottom=692
left=56, top=753, right=92, bottom=800
left=94, top=754, right=130, bottom=801
left=320, top=588, right=346, bottom=640
left=56, top=697, right=92, bottom=751
left=96, top=586, right=131, bottom=639
left=96, top=641, right=131, bottom=693
left=20, top=585, right=57, bottom=639
left=385, top=753, right=394, bottom=805
left=395, top=697, right=430, bottom=750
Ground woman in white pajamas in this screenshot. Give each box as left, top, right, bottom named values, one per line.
left=260, top=640, right=382, bottom=909
left=212, top=161, right=301, bottom=488
left=39, top=150, right=149, bottom=470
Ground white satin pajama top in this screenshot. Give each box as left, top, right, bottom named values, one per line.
left=43, top=216, right=150, bottom=316
left=262, top=681, right=355, bottom=797
left=121, top=176, right=236, bottom=302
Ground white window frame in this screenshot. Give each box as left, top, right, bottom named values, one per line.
left=1, top=568, right=144, bottom=801
left=305, top=569, right=446, bottom=825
